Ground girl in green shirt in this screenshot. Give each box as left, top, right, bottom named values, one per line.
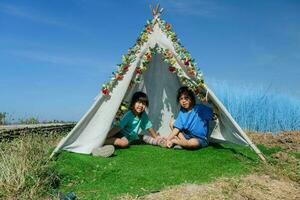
left=104, top=91, right=165, bottom=148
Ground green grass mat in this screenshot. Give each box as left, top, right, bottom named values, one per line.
left=52, top=144, right=263, bottom=199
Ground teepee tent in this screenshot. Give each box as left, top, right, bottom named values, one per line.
left=51, top=6, right=266, bottom=161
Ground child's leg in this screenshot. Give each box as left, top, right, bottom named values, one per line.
left=171, top=133, right=200, bottom=149
left=104, top=136, right=129, bottom=148
left=106, top=127, right=121, bottom=138
left=143, top=135, right=167, bottom=147
left=143, top=135, right=157, bottom=145
left=143, top=135, right=159, bottom=145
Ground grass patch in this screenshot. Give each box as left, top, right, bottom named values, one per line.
left=290, top=152, right=300, bottom=159
left=2, top=133, right=285, bottom=199
left=0, top=135, right=62, bottom=200
left=53, top=143, right=261, bottom=199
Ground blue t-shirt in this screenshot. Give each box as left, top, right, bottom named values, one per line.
left=174, top=104, right=213, bottom=140
left=119, top=110, right=153, bottom=142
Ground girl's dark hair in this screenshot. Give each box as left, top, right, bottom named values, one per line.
left=177, top=86, right=196, bottom=106
left=130, top=91, right=149, bottom=108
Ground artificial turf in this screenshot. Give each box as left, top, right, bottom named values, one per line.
left=52, top=143, right=264, bottom=199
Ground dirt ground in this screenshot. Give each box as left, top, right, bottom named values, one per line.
left=247, top=131, right=300, bottom=152
left=248, top=131, right=300, bottom=162
left=121, top=174, right=300, bottom=200
left=119, top=131, right=300, bottom=200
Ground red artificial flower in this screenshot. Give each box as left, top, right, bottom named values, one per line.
left=102, top=88, right=110, bottom=95
left=136, top=67, right=142, bottom=74
left=115, top=74, right=124, bottom=80
left=194, top=88, right=200, bottom=94
left=123, top=65, right=129, bottom=71
left=184, top=59, right=190, bottom=66
left=168, top=66, right=176, bottom=73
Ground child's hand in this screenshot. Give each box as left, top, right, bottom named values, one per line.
left=166, top=140, right=173, bottom=148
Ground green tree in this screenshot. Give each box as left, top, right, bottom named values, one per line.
left=19, top=117, right=39, bottom=124
left=0, top=112, right=7, bottom=125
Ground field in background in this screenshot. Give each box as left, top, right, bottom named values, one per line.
left=207, top=79, right=300, bottom=132
left=2, top=81, right=300, bottom=133
left=1, top=78, right=300, bottom=133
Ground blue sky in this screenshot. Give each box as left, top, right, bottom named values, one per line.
left=0, top=0, right=299, bottom=122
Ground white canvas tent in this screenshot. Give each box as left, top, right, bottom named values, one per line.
left=51, top=7, right=266, bottom=161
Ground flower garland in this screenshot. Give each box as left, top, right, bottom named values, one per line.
left=125, top=44, right=207, bottom=101
left=114, top=101, right=129, bottom=125
left=101, top=17, right=207, bottom=101
left=158, top=47, right=207, bottom=100
left=101, top=20, right=154, bottom=95
left=157, top=19, right=205, bottom=84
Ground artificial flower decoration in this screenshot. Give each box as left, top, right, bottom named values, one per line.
left=146, top=25, right=153, bottom=33
left=194, top=88, right=200, bottom=95
left=141, top=33, right=148, bottom=42
left=168, top=66, right=176, bottom=73
left=145, top=52, right=152, bottom=61
left=140, top=65, right=147, bottom=72
left=188, top=70, right=196, bottom=77
left=136, top=67, right=142, bottom=74
left=135, top=77, right=141, bottom=83
left=199, top=81, right=205, bottom=88
left=122, top=55, right=129, bottom=63
left=170, top=57, right=177, bottom=65
left=171, top=36, right=177, bottom=43
left=165, top=23, right=172, bottom=30
left=115, top=73, right=124, bottom=80
left=100, top=17, right=206, bottom=97
left=166, top=50, right=173, bottom=58
left=122, top=65, right=129, bottom=71
left=101, top=87, right=110, bottom=95
left=115, top=101, right=129, bottom=123
left=184, top=58, right=190, bottom=66
left=120, top=102, right=128, bottom=112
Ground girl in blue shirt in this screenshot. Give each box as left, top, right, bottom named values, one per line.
left=166, top=86, right=213, bottom=149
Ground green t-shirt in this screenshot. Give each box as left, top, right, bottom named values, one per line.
left=119, top=110, right=152, bottom=142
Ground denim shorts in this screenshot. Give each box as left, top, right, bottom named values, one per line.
left=182, top=133, right=209, bottom=148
